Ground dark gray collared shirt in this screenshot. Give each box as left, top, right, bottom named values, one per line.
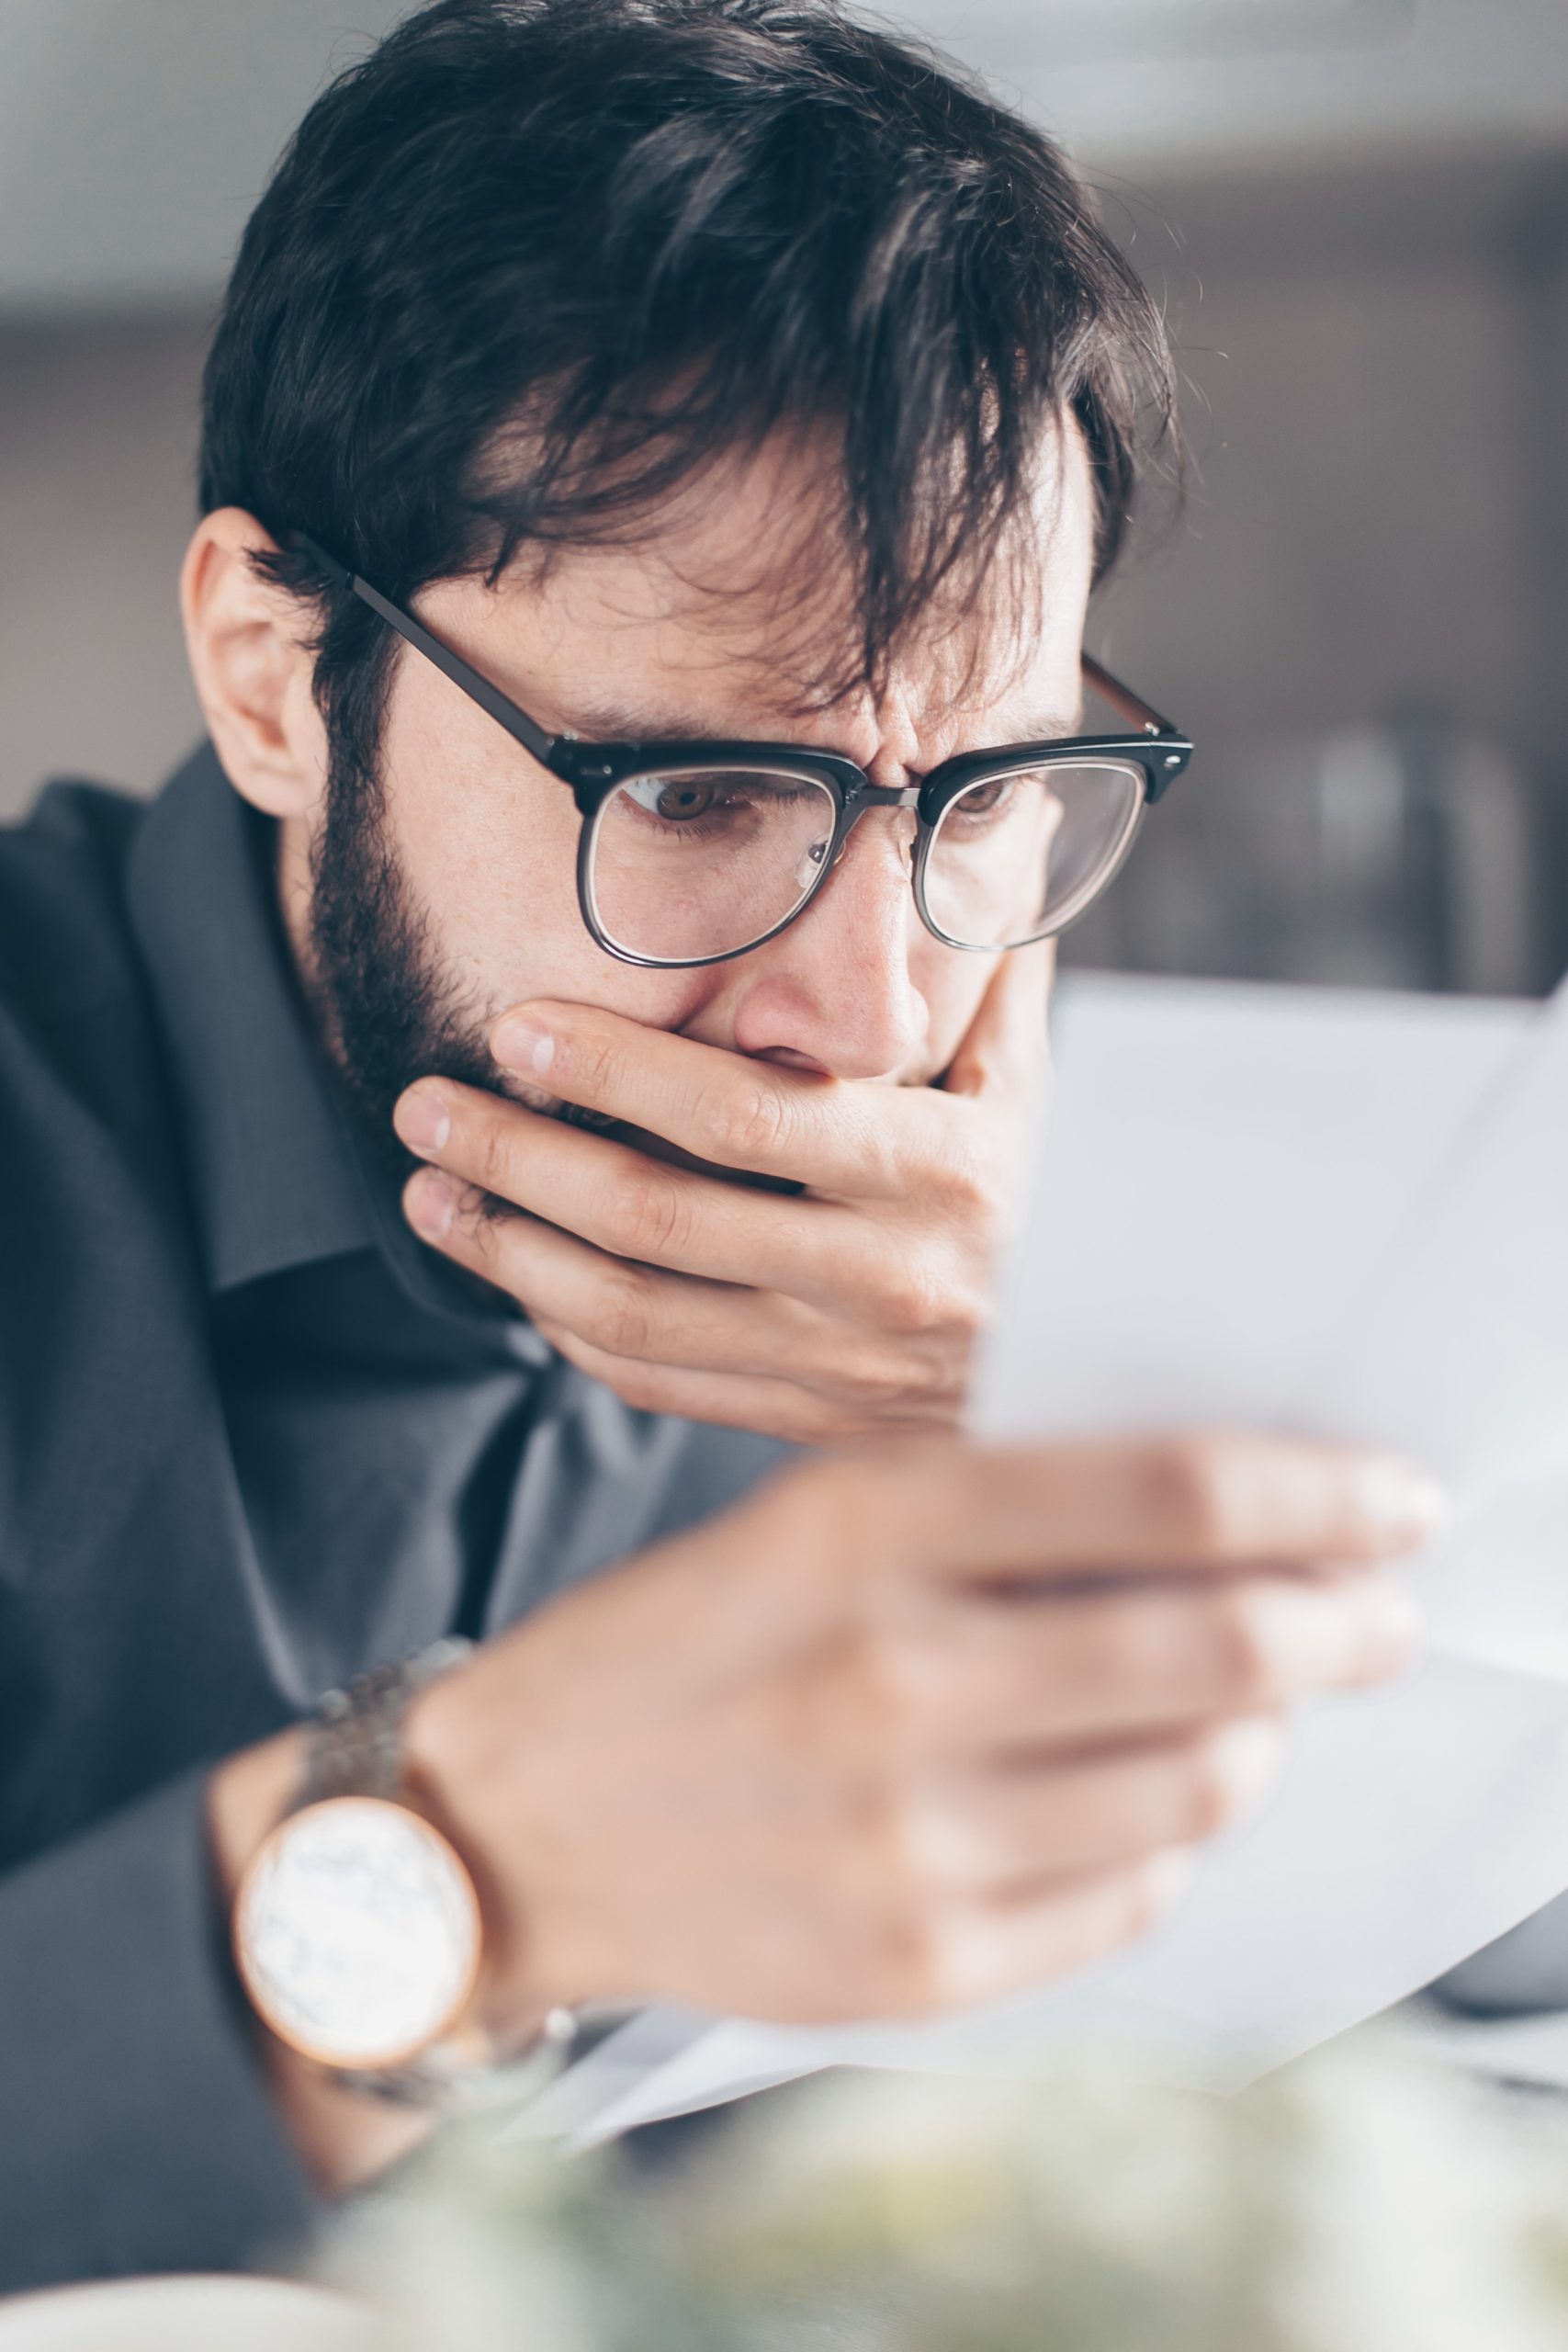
left=0, top=746, right=786, bottom=2292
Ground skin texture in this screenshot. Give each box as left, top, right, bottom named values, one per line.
left=238, top=426, right=1092, bottom=1444
left=183, top=422, right=1441, bottom=2195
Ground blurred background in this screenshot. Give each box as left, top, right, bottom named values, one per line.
left=2, top=0, right=1565, bottom=993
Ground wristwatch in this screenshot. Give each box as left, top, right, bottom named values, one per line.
left=231, top=1637, right=576, bottom=2110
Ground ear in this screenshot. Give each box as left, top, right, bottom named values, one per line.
left=179, top=509, right=329, bottom=822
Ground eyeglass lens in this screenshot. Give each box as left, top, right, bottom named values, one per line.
left=584, top=758, right=1145, bottom=963
left=922, top=760, right=1145, bottom=947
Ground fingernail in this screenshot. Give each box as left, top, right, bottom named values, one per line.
left=1148, top=1848, right=1198, bottom=1909
left=492, top=1014, right=556, bottom=1080
left=1354, top=1456, right=1450, bottom=1542
left=393, top=1083, right=452, bottom=1155
left=1362, top=1581, right=1424, bottom=1668
left=406, top=1168, right=458, bottom=1239
left=1210, top=1716, right=1284, bottom=1808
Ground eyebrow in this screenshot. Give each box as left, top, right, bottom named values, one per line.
left=552, top=695, right=1088, bottom=757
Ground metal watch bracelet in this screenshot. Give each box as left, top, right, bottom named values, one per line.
left=298, top=1636, right=579, bottom=2114
left=302, top=1635, right=475, bottom=1805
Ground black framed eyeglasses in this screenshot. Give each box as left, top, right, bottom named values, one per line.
left=288, top=532, right=1192, bottom=969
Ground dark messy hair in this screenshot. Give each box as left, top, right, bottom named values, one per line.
left=199, top=0, right=1178, bottom=783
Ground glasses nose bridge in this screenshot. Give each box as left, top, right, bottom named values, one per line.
left=825, top=777, right=924, bottom=878
left=844, top=778, right=923, bottom=814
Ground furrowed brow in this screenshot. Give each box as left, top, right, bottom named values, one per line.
left=993, top=705, right=1085, bottom=745
left=556, top=698, right=771, bottom=747
left=555, top=697, right=1089, bottom=757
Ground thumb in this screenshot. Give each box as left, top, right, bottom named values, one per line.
left=942, top=939, right=1055, bottom=1101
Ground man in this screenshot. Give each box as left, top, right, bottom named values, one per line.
left=0, top=0, right=1438, bottom=2292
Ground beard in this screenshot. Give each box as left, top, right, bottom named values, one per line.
left=301, top=735, right=929, bottom=1209
left=302, top=745, right=612, bottom=1195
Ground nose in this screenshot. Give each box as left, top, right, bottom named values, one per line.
left=726, top=808, right=930, bottom=1080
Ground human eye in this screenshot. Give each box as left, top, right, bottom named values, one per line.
left=619, top=773, right=732, bottom=825
left=614, top=769, right=821, bottom=841
left=947, top=774, right=1024, bottom=824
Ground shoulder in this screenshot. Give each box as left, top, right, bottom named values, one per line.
left=0, top=779, right=147, bottom=1020
left=0, top=784, right=198, bottom=1532
left=0, top=780, right=191, bottom=1346
left=0, top=780, right=167, bottom=1130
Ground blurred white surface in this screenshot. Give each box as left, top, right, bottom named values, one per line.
left=0, top=2277, right=371, bottom=2352
left=1406, top=1997, right=1568, bottom=2092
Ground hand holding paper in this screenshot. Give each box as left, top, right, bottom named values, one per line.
left=520, top=973, right=1568, bottom=2142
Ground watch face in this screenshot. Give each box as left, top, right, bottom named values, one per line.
left=234, top=1797, right=482, bottom=2070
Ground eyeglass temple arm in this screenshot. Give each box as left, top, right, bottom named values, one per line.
left=284, top=532, right=562, bottom=768
left=285, top=538, right=1180, bottom=764
left=1080, top=653, right=1180, bottom=740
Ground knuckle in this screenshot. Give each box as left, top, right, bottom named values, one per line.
left=1138, top=1438, right=1247, bottom=1557
left=604, top=1168, right=693, bottom=1261
left=819, top=1350, right=893, bottom=1410
left=774, top=1395, right=844, bottom=1447
left=873, top=1250, right=955, bottom=1339
left=933, top=1140, right=1007, bottom=1234
left=592, top=1267, right=661, bottom=1361
left=703, top=1077, right=793, bottom=1168
left=1207, top=1589, right=1289, bottom=1708
left=879, top=1898, right=972, bottom=2016
left=830, top=1342, right=946, bottom=1417
left=881, top=1275, right=987, bottom=1367
left=937, top=1285, right=990, bottom=1383
left=951, top=1277, right=990, bottom=1344
left=833, top=1761, right=951, bottom=1979
left=844, top=1615, right=941, bottom=1749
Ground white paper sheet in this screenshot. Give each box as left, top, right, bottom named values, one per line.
left=520, top=974, right=1568, bottom=2144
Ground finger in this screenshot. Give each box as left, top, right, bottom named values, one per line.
left=888, top=1570, right=1420, bottom=1754
left=874, top=1431, right=1448, bottom=1584
left=877, top=1851, right=1191, bottom=2018
left=904, top=1717, right=1286, bottom=1893
left=528, top=1318, right=872, bottom=1442
left=486, top=1000, right=918, bottom=1194
left=477, top=1211, right=777, bottom=1370
left=942, top=937, right=1055, bottom=1101
left=421, top=1196, right=818, bottom=1376
left=398, top=1084, right=869, bottom=1304
left=445, top=1206, right=966, bottom=1417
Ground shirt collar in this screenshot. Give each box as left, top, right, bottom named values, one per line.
left=126, top=743, right=380, bottom=1294
left=126, top=743, right=554, bottom=1364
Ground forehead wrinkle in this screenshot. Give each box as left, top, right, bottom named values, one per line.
left=552, top=539, right=1057, bottom=738
left=487, top=427, right=1088, bottom=760
left=488, top=419, right=1079, bottom=736
left=552, top=683, right=1086, bottom=760
left=539, top=552, right=1084, bottom=758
